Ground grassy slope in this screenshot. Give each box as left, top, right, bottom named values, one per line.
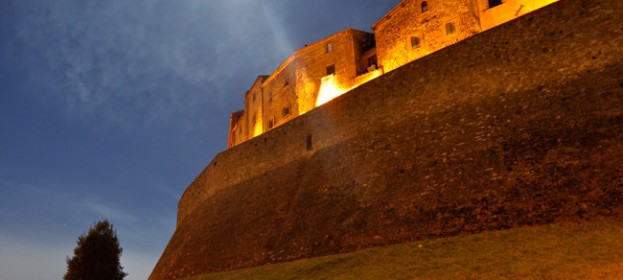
left=183, top=219, right=623, bottom=280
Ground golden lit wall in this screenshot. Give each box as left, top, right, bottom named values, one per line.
left=227, top=110, right=245, bottom=148
left=262, top=59, right=298, bottom=130
left=373, top=0, right=481, bottom=73
left=293, top=29, right=367, bottom=113
left=373, top=0, right=558, bottom=74
left=245, top=76, right=266, bottom=139
left=476, top=0, right=558, bottom=31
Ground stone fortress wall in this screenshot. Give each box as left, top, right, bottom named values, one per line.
left=150, top=0, right=623, bottom=279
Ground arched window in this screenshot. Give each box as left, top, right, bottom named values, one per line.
left=421, top=1, right=429, bottom=13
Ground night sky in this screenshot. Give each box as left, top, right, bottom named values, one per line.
left=0, top=1, right=402, bottom=279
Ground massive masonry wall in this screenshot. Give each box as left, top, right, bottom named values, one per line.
left=150, top=0, right=623, bottom=279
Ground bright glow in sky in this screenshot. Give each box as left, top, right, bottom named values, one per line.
left=0, top=0, right=400, bottom=279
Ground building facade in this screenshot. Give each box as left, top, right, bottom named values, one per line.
left=228, top=29, right=378, bottom=147
left=373, top=0, right=481, bottom=73
left=373, top=0, right=557, bottom=73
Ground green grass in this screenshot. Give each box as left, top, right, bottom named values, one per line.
left=184, top=219, right=623, bottom=280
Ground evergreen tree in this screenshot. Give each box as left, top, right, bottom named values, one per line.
left=64, top=219, right=127, bottom=280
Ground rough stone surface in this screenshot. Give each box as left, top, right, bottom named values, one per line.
left=229, top=29, right=375, bottom=147
left=373, top=0, right=481, bottom=72
left=150, top=0, right=623, bottom=279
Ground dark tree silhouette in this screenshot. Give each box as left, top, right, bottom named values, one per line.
left=64, top=219, right=127, bottom=280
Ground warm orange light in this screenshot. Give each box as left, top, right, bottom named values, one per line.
left=253, top=120, right=263, bottom=137
left=316, top=74, right=346, bottom=107
left=316, top=70, right=382, bottom=107
left=297, top=74, right=318, bottom=115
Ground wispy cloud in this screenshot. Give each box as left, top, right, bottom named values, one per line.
left=262, top=3, right=297, bottom=59
left=85, top=201, right=139, bottom=224
left=7, top=0, right=284, bottom=133
left=4, top=0, right=403, bottom=135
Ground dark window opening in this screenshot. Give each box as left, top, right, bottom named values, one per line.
left=282, top=106, right=291, bottom=116
left=446, top=22, right=456, bottom=35
left=253, top=92, right=256, bottom=102
left=326, top=65, right=336, bottom=76
left=359, top=33, right=376, bottom=53
left=268, top=118, right=274, bottom=129
left=421, top=1, right=429, bottom=13
left=411, top=36, right=421, bottom=49
left=488, top=0, right=503, bottom=8
left=306, top=135, right=313, bottom=151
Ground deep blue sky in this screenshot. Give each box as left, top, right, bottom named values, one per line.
left=0, top=1, right=401, bottom=279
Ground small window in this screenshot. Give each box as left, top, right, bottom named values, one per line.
left=488, top=0, right=503, bottom=8
left=326, top=65, right=336, bottom=76
left=326, top=42, right=333, bottom=53
left=410, top=36, right=421, bottom=49
left=282, top=106, right=291, bottom=116
left=445, top=22, right=456, bottom=35
left=421, top=1, right=428, bottom=13
left=306, top=135, right=313, bottom=151
left=253, top=92, right=256, bottom=102
left=284, top=80, right=289, bottom=87
left=268, top=118, right=274, bottom=129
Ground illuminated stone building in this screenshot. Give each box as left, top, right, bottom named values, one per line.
left=228, top=0, right=557, bottom=148
left=372, top=0, right=481, bottom=73
left=228, top=28, right=378, bottom=147
left=373, top=0, right=557, bottom=72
